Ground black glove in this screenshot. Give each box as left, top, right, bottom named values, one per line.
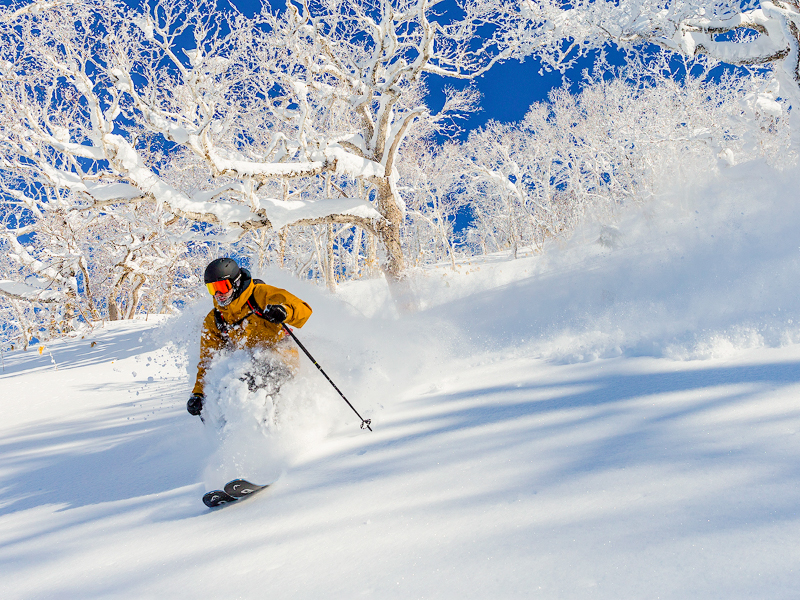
left=187, top=393, right=204, bottom=416
left=262, top=304, right=287, bottom=324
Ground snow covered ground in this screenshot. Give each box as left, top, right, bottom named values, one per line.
left=2, top=160, right=800, bottom=599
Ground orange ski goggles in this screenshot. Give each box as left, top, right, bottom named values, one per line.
left=206, top=279, right=233, bottom=295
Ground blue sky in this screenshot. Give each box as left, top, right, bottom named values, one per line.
left=426, top=59, right=567, bottom=135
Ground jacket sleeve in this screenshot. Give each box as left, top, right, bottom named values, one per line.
left=256, top=284, right=312, bottom=328
left=192, top=310, right=226, bottom=396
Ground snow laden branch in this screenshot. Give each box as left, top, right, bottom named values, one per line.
left=510, top=0, right=800, bottom=101
left=243, top=0, right=503, bottom=285
left=0, top=0, right=294, bottom=233
left=0, top=0, right=510, bottom=300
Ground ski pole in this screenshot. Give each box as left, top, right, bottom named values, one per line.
left=282, top=324, right=372, bottom=431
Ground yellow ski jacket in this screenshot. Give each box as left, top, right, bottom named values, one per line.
left=192, top=279, right=312, bottom=396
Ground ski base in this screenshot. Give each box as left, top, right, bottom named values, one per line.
left=203, top=478, right=270, bottom=508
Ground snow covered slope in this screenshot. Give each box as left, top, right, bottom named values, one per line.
left=2, top=160, right=800, bottom=599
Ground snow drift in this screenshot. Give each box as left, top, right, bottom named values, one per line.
left=396, top=159, right=800, bottom=364
left=2, top=159, right=800, bottom=599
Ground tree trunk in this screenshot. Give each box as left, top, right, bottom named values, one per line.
left=351, top=226, right=363, bottom=278
left=126, top=275, right=145, bottom=320
left=259, top=228, right=269, bottom=273
left=366, top=231, right=379, bottom=278
left=326, top=222, right=336, bottom=292
left=160, top=275, right=174, bottom=314
left=279, top=228, right=288, bottom=268
left=79, top=261, right=99, bottom=320
left=374, top=179, right=406, bottom=282
left=108, top=297, right=121, bottom=321
left=374, top=179, right=417, bottom=311
left=62, top=296, right=76, bottom=334
left=10, top=300, right=30, bottom=350
left=107, top=272, right=127, bottom=321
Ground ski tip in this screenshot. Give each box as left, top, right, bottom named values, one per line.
left=224, top=478, right=269, bottom=498
left=203, top=490, right=238, bottom=508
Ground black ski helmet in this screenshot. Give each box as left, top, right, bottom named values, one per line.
left=204, top=257, right=241, bottom=284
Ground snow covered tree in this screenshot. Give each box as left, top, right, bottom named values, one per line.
left=461, top=55, right=792, bottom=257
left=0, top=0, right=516, bottom=316
left=508, top=0, right=800, bottom=102
left=400, top=141, right=469, bottom=269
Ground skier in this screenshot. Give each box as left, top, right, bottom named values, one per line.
left=187, top=257, right=313, bottom=418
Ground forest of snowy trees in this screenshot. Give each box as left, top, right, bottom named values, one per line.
left=0, top=0, right=797, bottom=348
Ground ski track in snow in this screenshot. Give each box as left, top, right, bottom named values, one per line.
left=2, top=161, right=800, bottom=598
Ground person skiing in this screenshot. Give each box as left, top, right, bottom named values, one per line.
left=187, top=257, right=312, bottom=418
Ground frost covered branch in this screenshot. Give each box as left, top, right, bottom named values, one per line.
left=511, top=0, right=800, bottom=100
left=0, top=0, right=511, bottom=297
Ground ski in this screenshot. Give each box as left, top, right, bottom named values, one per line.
left=203, top=478, right=270, bottom=508
left=224, top=478, right=269, bottom=498
left=202, top=489, right=237, bottom=508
